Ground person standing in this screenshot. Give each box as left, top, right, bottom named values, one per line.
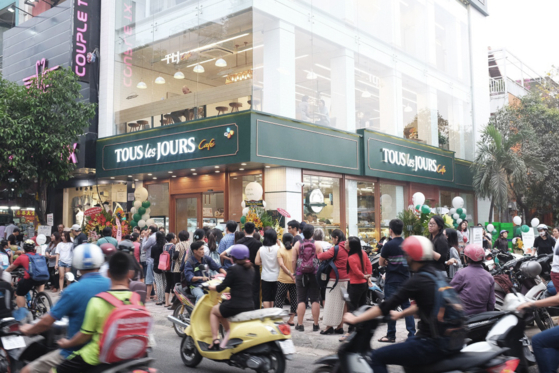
left=151, top=232, right=167, bottom=305
left=96, top=227, right=118, bottom=247
left=142, top=225, right=158, bottom=302
left=207, top=232, right=220, bottom=276
left=131, top=233, right=141, bottom=268
left=58, top=224, right=65, bottom=236
left=56, top=232, right=74, bottom=291
left=71, top=225, right=87, bottom=248
left=378, top=219, right=416, bottom=343
left=217, top=221, right=237, bottom=270
left=493, top=230, right=509, bottom=254
left=163, top=233, right=177, bottom=307
left=287, top=220, right=302, bottom=246
left=444, top=229, right=463, bottom=279
left=534, top=225, right=556, bottom=256
left=45, top=232, right=61, bottom=292
left=4, top=221, right=17, bottom=239
left=236, top=222, right=263, bottom=309
left=313, top=228, right=332, bottom=251
left=428, top=216, right=449, bottom=275
left=275, top=233, right=297, bottom=325
left=255, top=229, right=280, bottom=308
left=172, top=231, right=189, bottom=289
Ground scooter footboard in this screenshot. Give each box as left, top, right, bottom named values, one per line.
left=314, top=354, right=339, bottom=366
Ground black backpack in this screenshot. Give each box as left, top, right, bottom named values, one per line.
left=316, top=245, right=339, bottom=291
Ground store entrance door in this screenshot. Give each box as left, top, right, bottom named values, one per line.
left=173, top=194, right=202, bottom=237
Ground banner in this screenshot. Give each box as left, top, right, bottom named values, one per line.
left=84, top=207, right=103, bottom=217
left=72, top=0, right=101, bottom=83
left=470, top=226, right=484, bottom=247
left=277, top=208, right=291, bottom=218
left=38, top=225, right=52, bottom=237
left=46, top=214, right=53, bottom=227
left=115, top=216, right=122, bottom=243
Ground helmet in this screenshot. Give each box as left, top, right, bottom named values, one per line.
left=537, top=224, right=548, bottom=231
left=118, top=240, right=134, bottom=254
left=229, top=244, right=250, bottom=260
left=72, top=244, right=104, bottom=270
left=402, top=236, right=433, bottom=262
left=520, top=261, right=542, bottom=278
left=23, top=240, right=35, bottom=252
left=99, top=243, right=116, bottom=258
left=500, top=230, right=508, bottom=235
left=464, top=244, right=485, bottom=262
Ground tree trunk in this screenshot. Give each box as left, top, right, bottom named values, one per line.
left=36, top=180, right=47, bottom=225
left=488, top=196, right=494, bottom=222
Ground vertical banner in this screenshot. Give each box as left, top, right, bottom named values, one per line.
left=46, top=214, right=54, bottom=227
left=470, top=227, right=483, bottom=247
left=115, top=216, right=122, bottom=243
left=522, top=229, right=535, bottom=254
left=72, top=0, right=101, bottom=83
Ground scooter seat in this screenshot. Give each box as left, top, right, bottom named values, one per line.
left=405, top=350, right=503, bottom=373
left=228, top=308, right=286, bottom=322
left=465, top=311, right=504, bottom=323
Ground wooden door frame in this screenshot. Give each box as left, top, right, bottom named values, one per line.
left=170, top=193, right=203, bottom=234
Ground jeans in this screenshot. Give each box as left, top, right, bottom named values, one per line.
left=370, top=336, right=447, bottom=373
left=384, top=281, right=416, bottom=339
left=532, top=325, right=559, bottom=373
left=191, top=287, right=205, bottom=304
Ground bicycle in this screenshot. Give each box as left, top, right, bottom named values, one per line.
left=11, top=269, right=53, bottom=320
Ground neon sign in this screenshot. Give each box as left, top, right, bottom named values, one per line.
left=380, top=148, right=445, bottom=174
left=22, top=59, right=61, bottom=92
left=122, top=1, right=134, bottom=87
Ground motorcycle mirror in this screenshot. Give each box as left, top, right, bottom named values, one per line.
left=199, top=264, right=208, bottom=271
left=65, top=272, right=75, bottom=282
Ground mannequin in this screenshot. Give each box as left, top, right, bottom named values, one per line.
left=75, top=208, right=84, bottom=227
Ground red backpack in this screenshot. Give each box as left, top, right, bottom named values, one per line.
left=158, top=244, right=172, bottom=271
left=96, top=292, right=153, bottom=364
left=298, top=239, right=318, bottom=274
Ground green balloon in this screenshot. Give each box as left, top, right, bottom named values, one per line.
left=521, top=225, right=530, bottom=233
left=421, top=205, right=431, bottom=214
left=415, top=205, right=421, bottom=211
left=133, top=213, right=141, bottom=222
left=453, top=223, right=459, bottom=228
left=492, top=230, right=498, bottom=236
left=142, top=200, right=151, bottom=208
left=456, top=208, right=463, bottom=215
left=138, top=207, right=146, bottom=215
left=460, top=213, right=466, bottom=220
left=130, top=220, right=137, bottom=227
left=240, top=216, right=246, bottom=224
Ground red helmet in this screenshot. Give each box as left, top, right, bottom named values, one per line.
left=99, top=243, right=116, bottom=258
left=464, top=244, right=485, bottom=262
left=402, top=236, right=434, bottom=262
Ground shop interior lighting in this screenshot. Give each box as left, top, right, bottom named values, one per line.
left=361, top=90, right=372, bottom=98
left=214, top=166, right=219, bottom=168
left=173, top=71, right=185, bottom=79
left=187, top=59, right=215, bottom=68
left=404, top=105, right=413, bottom=113
left=239, top=168, right=245, bottom=171
left=137, top=81, right=147, bottom=89
left=215, top=58, right=227, bottom=67
left=192, top=173, right=197, bottom=175
left=265, top=166, right=271, bottom=168
left=314, top=63, right=331, bottom=71
left=193, top=64, right=205, bottom=73
left=0, top=206, right=7, bottom=210
left=190, top=169, right=195, bottom=171
left=155, top=76, right=166, bottom=84
left=164, top=33, right=249, bottom=63
left=8, top=5, right=32, bottom=16
left=168, top=171, right=173, bottom=173
left=241, top=163, right=247, bottom=166
left=26, top=207, right=35, bottom=211
left=295, top=54, right=308, bottom=60
left=135, top=179, right=139, bottom=181
left=306, top=70, right=318, bottom=80
left=148, top=173, right=153, bottom=176
left=10, top=206, right=20, bottom=210
left=128, top=175, right=132, bottom=177
left=172, top=175, right=177, bottom=178
left=153, top=177, right=157, bottom=180
left=110, top=177, right=115, bottom=179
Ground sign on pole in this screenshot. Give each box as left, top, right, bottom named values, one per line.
left=470, top=227, right=483, bottom=247
left=46, top=214, right=53, bottom=227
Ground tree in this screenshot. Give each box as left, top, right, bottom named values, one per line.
left=0, top=68, right=96, bottom=223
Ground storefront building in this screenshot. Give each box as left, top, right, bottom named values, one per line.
left=91, top=0, right=488, bottom=243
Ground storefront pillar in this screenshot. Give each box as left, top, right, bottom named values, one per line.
left=330, top=48, right=356, bottom=132
left=264, top=167, right=302, bottom=226
left=345, top=179, right=358, bottom=237
left=449, top=99, right=465, bottom=159
left=262, top=20, right=296, bottom=118
left=416, top=85, right=439, bottom=147
left=379, top=69, right=404, bottom=138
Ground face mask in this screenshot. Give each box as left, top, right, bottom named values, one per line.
left=540, top=231, right=546, bottom=237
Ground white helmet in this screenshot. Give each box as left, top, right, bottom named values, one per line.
left=72, top=243, right=104, bottom=270
left=537, top=224, right=548, bottom=231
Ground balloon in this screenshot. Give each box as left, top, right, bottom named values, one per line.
left=245, top=182, right=263, bottom=201
left=492, top=230, right=498, bottom=236
left=146, top=218, right=155, bottom=226
left=452, top=196, right=464, bottom=209
left=141, top=214, right=150, bottom=221
left=242, top=207, right=250, bottom=216
left=412, top=192, right=425, bottom=206
left=134, top=201, right=142, bottom=209
left=36, top=234, right=47, bottom=245
left=138, top=219, right=146, bottom=228
left=240, top=216, right=246, bottom=224
left=130, top=207, right=136, bottom=214
left=457, top=218, right=462, bottom=224
left=513, top=216, right=522, bottom=225
left=460, top=213, right=466, bottom=220
left=142, top=200, right=151, bottom=208
left=453, top=213, right=460, bottom=220
left=521, top=225, right=530, bottom=233
left=133, top=213, right=141, bottom=222
left=512, top=237, right=518, bottom=245
left=449, top=208, right=456, bottom=215
left=138, top=207, right=146, bottom=215
left=262, top=201, right=267, bottom=208
left=462, top=208, right=467, bottom=214
left=487, top=224, right=495, bottom=232
left=134, top=187, right=149, bottom=202
left=463, top=235, right=468, bottom=243
left=421, top=205, right=431, bottom=214
left=453, top=223, right=459, bottom=228
left=241, top=201, right=246, bottom=209
left=456, top=208, right=463, bottom=215
left=531, top=218, right=540, bottom=228
left=130, top=220, right=138, bottom=227
left=415, top=205, right=421, bottom=211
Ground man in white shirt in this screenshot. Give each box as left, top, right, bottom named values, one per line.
left=4, top=221, right=17, bottom=239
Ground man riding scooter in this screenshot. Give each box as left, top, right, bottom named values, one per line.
left=343, top=235, right=466, bottom=373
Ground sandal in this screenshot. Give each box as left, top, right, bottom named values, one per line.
left=287, top=322, right=295, bottom=326
left=378, top=336, right=396, bottom=343
left=209, top=339, right=221, bottom=351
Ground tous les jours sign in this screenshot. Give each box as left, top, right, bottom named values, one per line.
left=114, top=136, right=218, bottom=163
left=380, top=148, right=446, bottom=175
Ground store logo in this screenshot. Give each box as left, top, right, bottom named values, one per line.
left=308, top=189, right=326, bottom=213
left=381, top=148, right=446, bottom=174
left=114, top=137, right=197, bottom=163
left=22, top=58, right=61, bottom=92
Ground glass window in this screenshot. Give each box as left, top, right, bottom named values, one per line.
left=379, top=184, right=405, bottom=238
left=440, top=190, right=475, bottom=224
left=0, top=4, right=16, bottom=72
left=202, top=192, right=225, bottom=229
left=346, top=180, right=376, bottom=245
left=229, top=173, right=263, bottom=222
left=302, top=175, right=341, bottom=240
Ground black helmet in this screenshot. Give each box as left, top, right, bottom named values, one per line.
left=23, top=240, right=35, bottom=252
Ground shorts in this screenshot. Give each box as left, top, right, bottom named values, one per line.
left=26, top=349, right=64, bottom=373
left=55, top=354, right=96, bottom=373
left=145, top=260, right=154, bottom=285
left=16, top=278, right=46, bottom=296
left=58, top=262, right=71, bottom=268
left=220, top=300, right=253, bottom=319
left=261, top=280, right=278, bottom=302
left=296, top=274, right=320, bottom=304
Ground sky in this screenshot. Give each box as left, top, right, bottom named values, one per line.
left=486, top=0, right=559, bottom=77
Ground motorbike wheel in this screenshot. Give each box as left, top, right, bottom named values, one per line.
left=263, top=349, right=286, bottom=373
left=180, top=336, right=202, bottom=367
left=535, top=308, right=555, bottom=331
left=173, top=305, right=190, bottom=338
left=313, top=367, right=333, bottom=373
left=32, top=292, right=53, bottom=319
left=365, top=290, right=374, bottom=306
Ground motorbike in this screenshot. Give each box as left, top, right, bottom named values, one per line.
left=170, top=282, right=197, bottom=337
left=169, top=276, right=294, bottom=373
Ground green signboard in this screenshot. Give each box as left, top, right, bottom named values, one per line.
left=360, top=129, right=457, bottom=187
left=100, top=123, right=239, bottom=172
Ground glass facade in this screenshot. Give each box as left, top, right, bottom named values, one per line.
left=303, top=175, right=341, bottom=240
left=110, top=0, right=475, bottom=161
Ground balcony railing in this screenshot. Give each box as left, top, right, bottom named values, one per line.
left=489, top=78, right=506, bottom=95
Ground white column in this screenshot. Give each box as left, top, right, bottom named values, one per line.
left=262, top=20, right=296, bottom=118
left=330, top=49, right=356, bottom=131
left=391, top=0, right=402, bottom=47
left=416, top=85, right=439, bottom=147
left=264, top=167, right=302, bottom=227
left=425, top=0, right=437, bottom=66
left=99, top=0, right=116, bottom=138
left=346, top=180, right=358, bottom=237
left=379, top=69, right=403, bottom=137
left=331, top=1, right=356, bottom=24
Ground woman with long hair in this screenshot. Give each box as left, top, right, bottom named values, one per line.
left=428, top=215, right=449, bottom=275
left=151, top=232, right=167, bottom=305
left=444, top=229, right=463, bottom=279
left=207, top=232, right=221, bottom=276
left=275, top=233, right=297, bottom=325
left=163, top=232, right=177, bottom=307
left=255, top=229, right=280, bottom=308
left=45, top=232, right=61, bottom=291
left=55, top=231, right=73, bottom=291
left=173, top=230, right=190, bottom=285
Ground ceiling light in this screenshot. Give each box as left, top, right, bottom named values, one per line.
left=215, top=170, right=220, bottom=173
left=137, top=81, right=147, bottom=89
left=190, top=169, right=195, bottom=171
left=214, top=166, right=219, bottom=168
left=26, top=207, right=35, bottom=211
left=193, top=64, right=205, bottom=73
left=173, top=71, right=185, bottom=79
left=404, top=105, right=413, bottom=113
left=10, top=206, right=20, bottom=210
left=361, top=90, right=372, bottom=98
left=155, top=76, right=165, bottom=84
left=239, top=168, right=245, bottom=171
left=110, top=177, right=115, bottom=179
left=241, top=163, right=247, bottom=166
left=172, top=175, right=177, bottom=178
left=135, top=179, right=139, bottom=181
left=186, top=58, right=215, bottom=68
left=164, top=33, right=249, bottom=62
left=148, top=173, right=152, bottom=176
left=168, top=171, right=173, bottom=173
left=215, top=58, right=227, bottom=67
left=265, top=166, right=271, bottom=168
left=8, top=6, right=14, bottom=12
left=153, top=177, right=157, bottom=179
left=0, top=206, right=7, bottom=210
left=128, top=175, right=132, bottom=177
left=306, top=71, right=317, bottom=80
left=193, top=173, right=197, bottom=175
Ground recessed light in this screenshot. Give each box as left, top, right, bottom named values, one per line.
left=168, top=171, right=173, bottom=174
left=191, top=169, right=195, bottom=171
left=241, top=163, right=247, bottom=166
left=172, top=175, right=177, bottom=178
left=239, top=168, right=245, bottom=171
left=148, top=173, right=152, bottom=176
left=193, top=173, right=197, bottom=175
left=265, top=166, right=271, bottom=168
left=214, top=166, right=219, bottom=169
left=153, top=177, right=157, bottom=179
left=135, top=179, right=138, bottom=181
left=110, top=177, right=115, bottom=179
left=215, top=170, right=220, bottom=173
left=128, top=175, right=132, bottom=177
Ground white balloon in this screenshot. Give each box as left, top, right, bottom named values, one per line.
left=449, top=208, right=456, bottom=215
left=146, top=219, right=155, bottom=226
left=487, top=224, right=495, bottom=232
left=531, top=218, right=540, bottom=228
left=241, top=201, right=246, bottom=209
left=457, top=218, right=463, bottom=224
left=512, top=216, right=522, bottom=225
left=130, top=207, right=136, bottom=214
left=245, top=182, right=263, bottom=201
left=36, top=234, right=47, bottom=246
left=138, top=219, right=146, bottom=228
left=453, top=213, right=460, bottom=220
left=512, top=237, right=518, bottom=245
left=262, top=201, right=267, bottom=208
left=134, top=187, right=149, bottom=202
left=133, top=201, right=142, bottom=209
left=146, top=208, right=151, bottom=215
left=452, top=196, right=464, bottom=209
left=412, top=192, right=425, bottom=206
left=242, top=207, right=250, bottom=216
left=141, top=214, right=150, bottom=221
left=441, top=208, right=449, bottom=215
left=462, top=208, right=467, bottom=214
